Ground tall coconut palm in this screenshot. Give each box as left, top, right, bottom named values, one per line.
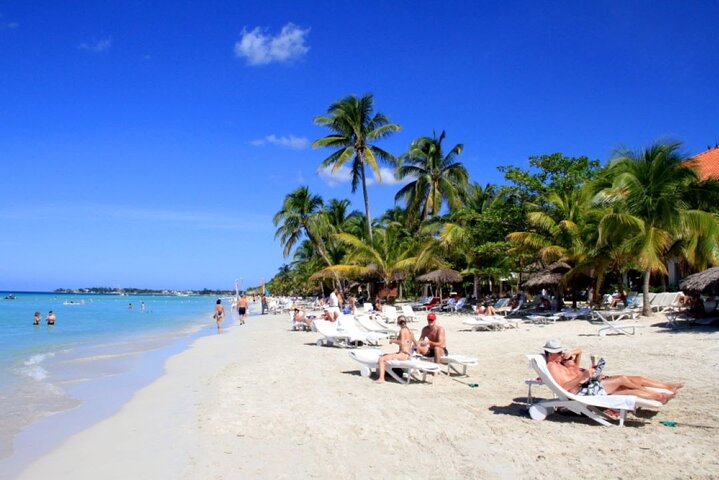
left=395, top=130, right=469, bottom=221
left=273, top=186, right=335, bottom=272
left=596, top=142, right=719, bottom=316
left=313, top=94, right=400, bottom=242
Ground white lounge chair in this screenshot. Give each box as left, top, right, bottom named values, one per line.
left=463, top=316, right=519, bottom=331
left=594, top=311, right=642, bottom=336
left=313, top=319, right=384, bottom=347
left=439, top=354, right=479, bottom=376
left=526, top=354, right=663, bottom=427
left=355, top=314, right=398, bottom=335
left=400, top=305, right=418, bottom=322
left=380, top=305, right=400, bottom=323
left=557, top=307, right=594, bottom=320
left=348, top=349, right=440, bottom=384
left=363, top=302, right=374, bottom=313
left=338, top=315, right=388, bottom=345
left=525, top=314, right=560, bottom=325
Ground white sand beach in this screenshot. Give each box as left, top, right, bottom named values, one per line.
left=17, top=310, right=719, bottom=479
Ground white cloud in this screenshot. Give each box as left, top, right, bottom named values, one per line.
left=250, top=134, right=308, bottom=150
left=318, top=165, right=354, bottom=187
left=319, top=166, right=405, bottom=187
left=79, top=37, right=112, bottom=53
left=234, top=23, right=309, bottom=66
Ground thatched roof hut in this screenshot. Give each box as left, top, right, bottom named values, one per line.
left=679, top=266, right=719, bottom=294
left=522, top=262, right=571, bottom=290
left=416, top=268, right=463, bottom=284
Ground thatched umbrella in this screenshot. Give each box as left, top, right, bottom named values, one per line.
left=416, top=268, right=463, bottom=299
left=679, top=266, right=719, bottom=295
left=522, top=262, right=572, bottom=310
left=416, top=268, right=463, bottom=284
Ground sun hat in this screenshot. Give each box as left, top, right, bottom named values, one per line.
left=427, top=313, right=437, bottom=321
left=543, top=339, right=563, bottom=353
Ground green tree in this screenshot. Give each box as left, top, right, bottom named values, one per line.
left=395, top=131, right=469, bottom=221
left=499, top=153, right=601, bottom=203
left=596, top=142, right=719, bottom=316
left=313, top=94, right=400, bottom=242
left=273, top=187, right=337, bottom=285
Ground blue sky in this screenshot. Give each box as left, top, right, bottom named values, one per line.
left=1, top=1, right=717, bottom=291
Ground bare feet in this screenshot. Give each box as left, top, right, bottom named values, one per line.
left=669, top=383, right=685, bottom=393
left=658, top=392, right=675, bottom=404
left=373, top=379, right=385, bottom=384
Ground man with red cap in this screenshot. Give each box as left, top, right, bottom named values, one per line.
left=417, top=312, right=447, bottom=363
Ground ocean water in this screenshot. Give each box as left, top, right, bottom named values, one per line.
left=0, top=292, right=235, bottom=475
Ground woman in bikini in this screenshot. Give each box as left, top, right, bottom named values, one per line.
left=374, top=319, right=417, bottom=384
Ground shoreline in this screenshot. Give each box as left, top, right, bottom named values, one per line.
left=0, top=305, right=236, bottom=479
left=16, top=309, right=719, bottom=479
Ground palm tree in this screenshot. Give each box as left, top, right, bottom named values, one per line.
left=596, top=142, right=719, bottom=316
left=395, top=130, right=469, bottom=221
left=313, top=94, right=400, bottom=242
left=273, top=186, right=335, bottom=273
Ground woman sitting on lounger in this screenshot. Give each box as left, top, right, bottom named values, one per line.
left=543, top=340, right=682, bottom=404
left=374, top=319, right=417, bottom=384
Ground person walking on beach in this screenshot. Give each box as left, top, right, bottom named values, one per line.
left=33, top=311, right=41, bottom=325
left=417, top=313, right=447, bottom=363
left=237, top=294, right=248, bottom=325
left=46, top=311, right=56, bottom=326
left=261, top=295, right=268, bottom=314
left=213, top=299, right=225, bottom=330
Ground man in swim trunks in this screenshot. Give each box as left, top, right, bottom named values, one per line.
left=213, top=299, right=225, bottom=330
left=417, top=313, right=447, bottom=363
left=33, top=311, right=41, bottom=325
left=543, top=339, right=681, bottom=404
left=237, top=294, right=248, bottom=325
left=375, top=319, right=417, bottom=384
left=46, top=311, right=56, bottom=325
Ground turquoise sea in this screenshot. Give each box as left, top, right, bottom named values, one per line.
left=0, top=291, right=238, bottom=476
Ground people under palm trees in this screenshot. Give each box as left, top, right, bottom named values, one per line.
left=596, top=142, right=719, bottom=316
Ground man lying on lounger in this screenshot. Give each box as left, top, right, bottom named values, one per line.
left=543, top=339, right=683, bottom=404
left=417, top=313, right=447, bottom=363
left=375, top=318, right=418, bottom=384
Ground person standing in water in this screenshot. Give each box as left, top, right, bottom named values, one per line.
left=33, top=311, right=41, bottom=325
left=213, top=299, right=225, bottom=330
left=46, top=311, right=56, bottom=325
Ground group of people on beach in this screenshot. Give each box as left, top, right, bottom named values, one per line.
left=213, top=295, right=250, bottom=330
left=33, top=311, right=55, bottom=325
left=374, top=312, right=447, bottom=383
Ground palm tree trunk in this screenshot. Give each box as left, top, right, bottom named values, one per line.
left=473, top=274, right=479, bottom=300
left=359, top=163, right=373, bottom=242
left=641, top=268, right=652, bottom=317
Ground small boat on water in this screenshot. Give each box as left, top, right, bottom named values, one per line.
left=4, top=294, right=16, bottom=300
left=63, top=300, right=85, bottom=305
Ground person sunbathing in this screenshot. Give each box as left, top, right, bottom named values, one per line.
left=292, top=308, right=312, bottom=329
left=543, top=340, right=682, bottom=404
left=476, top=303, right=497, bottom=316
left=375, top=319, right=417, bottom=384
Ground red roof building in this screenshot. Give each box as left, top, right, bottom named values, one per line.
left=686, top=146, right=719, bottom=181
